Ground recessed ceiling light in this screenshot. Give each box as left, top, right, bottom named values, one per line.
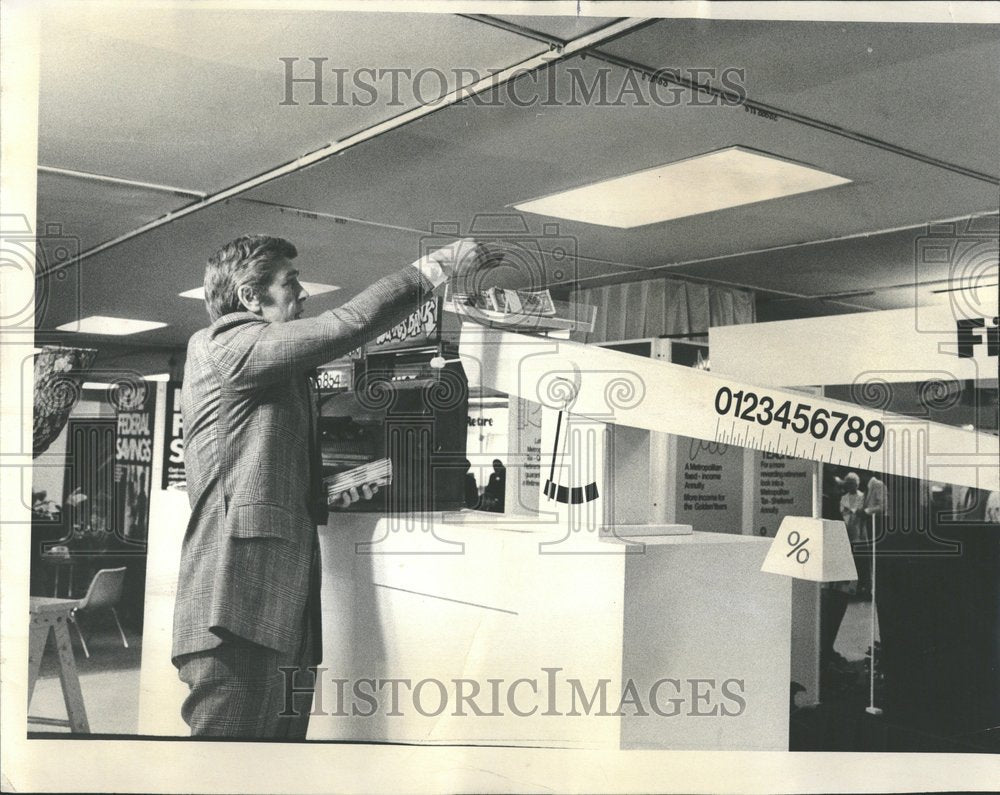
left=513, top=146, right=851, bottom=228
left=179, top=282, right=341, bottom=300
left=56, top=316, right=168, bottom=335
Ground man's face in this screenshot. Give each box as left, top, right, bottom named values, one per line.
left=259, top=259, right=308, bottom=323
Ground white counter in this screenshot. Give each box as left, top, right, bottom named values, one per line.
left=314, top=513, right=790, bottom=750
left=139, top=502, right=790, bottom=748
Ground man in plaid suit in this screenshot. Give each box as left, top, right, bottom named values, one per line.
left=172, top=235, right=486, bottom=738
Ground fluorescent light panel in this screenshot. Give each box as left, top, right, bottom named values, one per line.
left=57, top=316, right=168, bottom=335
left=513, top=146, right=851, bottom=228
left=179, top=282, right=340, bottom=300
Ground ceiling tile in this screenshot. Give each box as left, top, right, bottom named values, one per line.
left=33, top=12, right=1000, bottom=340
left=599, top=19, right=1000, bottom=175
left=39, top=8, right=549, bottom=192
left=36, top=171, right=194, bottom=255
left=245, top=56, right=996, bottom=280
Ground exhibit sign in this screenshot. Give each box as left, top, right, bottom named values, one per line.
left=508, top=396, right=543, bottom=516
left=710, top=304, right=998, bottom=387
left=113, top=382, right=156, bottom=544
left=753, top=451, right=815, bottom=538
left=160, top=382, right=185, bottom=491
left=674, top=437, right=744, bottom=533
left=460, top=325, right=998, bottom=492
left=371, top=296, right=440, bottom=350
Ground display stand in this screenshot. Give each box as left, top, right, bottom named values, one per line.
left=311, top=514, right=790, bottom=750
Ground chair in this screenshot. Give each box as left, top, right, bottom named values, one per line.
left=69, top=567, right=128, bottom=659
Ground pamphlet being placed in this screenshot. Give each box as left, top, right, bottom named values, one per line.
left=484, top=287, right=556, bottom=316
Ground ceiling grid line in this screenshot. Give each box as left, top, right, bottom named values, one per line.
left=461, top=15, right=1000, bottom=186
left=59, top=17, right=653, bottom=269
left=556, top=210, right=998, bottom=291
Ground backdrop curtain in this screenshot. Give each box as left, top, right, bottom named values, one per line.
left=572, top=278, right=755, bottom=343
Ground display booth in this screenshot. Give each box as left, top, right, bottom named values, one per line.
left=711, top=303, right=999, bottom=746
left=137, top=302, right=997, bottom=750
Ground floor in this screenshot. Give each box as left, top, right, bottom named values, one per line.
left=25, top=597, right=880, bottom=739
left=28, top=619, right=143, bottom=735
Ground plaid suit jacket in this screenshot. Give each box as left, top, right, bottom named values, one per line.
left=172, top=266, right=432, bottom=664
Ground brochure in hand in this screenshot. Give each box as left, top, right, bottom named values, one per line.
left=325, top=457, right=392, bottom=504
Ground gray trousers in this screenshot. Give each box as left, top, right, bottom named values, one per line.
left=176, top=620, right=317, bottom=740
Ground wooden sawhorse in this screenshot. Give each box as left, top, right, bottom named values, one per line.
left=28, top=597, right=90, bottom=733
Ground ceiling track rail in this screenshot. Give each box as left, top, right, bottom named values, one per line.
left=555, top=209, right=999, bottom=296
left=241, top=195, right=997, bottom=311
left=64, top=18, right=654, bottom=268
left=463, top=15, right=1000, bottom=187
left=581, top=49, right=1000, bottom=187
left=38, top=165, right=207, bottom=198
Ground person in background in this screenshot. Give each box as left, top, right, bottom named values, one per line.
left=482, top=458, right=506, bottom=512
left=172, top=235, right=497, bottom=739
left=820, top=471, right=864, bottom=675
left=463, top=459, right=480, bottom=510
left=839, top=471, right=870, bottom=600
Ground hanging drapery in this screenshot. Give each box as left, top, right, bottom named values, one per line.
left=33, top=345, right=98, bottom=457
left=572, top=278, right=755, bottom=343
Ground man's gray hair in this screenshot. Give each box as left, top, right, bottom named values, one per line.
left=203, top=235, right=298, bottom=321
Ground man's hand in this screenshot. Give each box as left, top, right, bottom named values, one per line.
left=332, top=482, right=380, bottom=509
left=413, top=238, right=504, bottom=290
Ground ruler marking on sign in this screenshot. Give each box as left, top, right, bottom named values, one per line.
left=460, top=326, right=999, bottom=491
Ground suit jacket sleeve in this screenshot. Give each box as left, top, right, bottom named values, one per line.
left=206, top=266, right=433, bottom=390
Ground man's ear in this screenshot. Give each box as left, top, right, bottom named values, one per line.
left=237, top=284, right=261, bottom=314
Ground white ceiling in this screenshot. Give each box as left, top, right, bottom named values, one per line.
left=39, top=8, right=545, bottom=191
left=34, top=7, right=1000, bottom=349
left=598, top=19, right=1000, bottom=174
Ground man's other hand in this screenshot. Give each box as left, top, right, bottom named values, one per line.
left=332, top=482, right=380, bottom=509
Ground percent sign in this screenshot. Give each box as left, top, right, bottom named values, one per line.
left=786, top=531, right=811, bottom=564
